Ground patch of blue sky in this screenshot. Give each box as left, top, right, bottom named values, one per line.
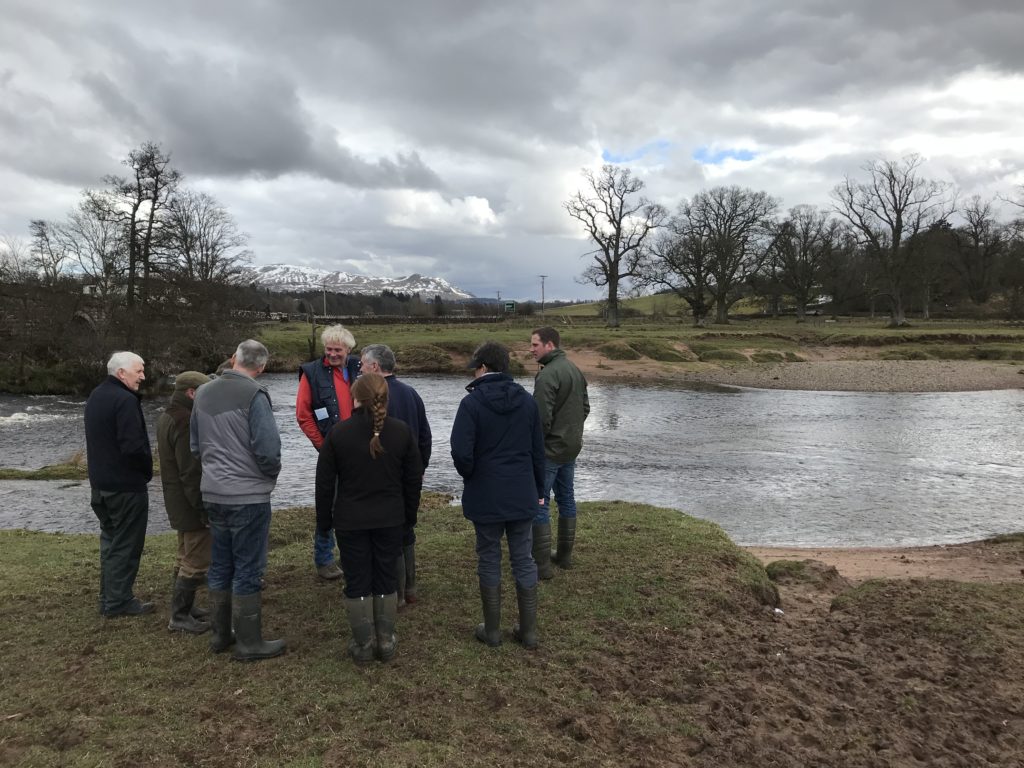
left=692, top=146, right=757, bottom=164
left=601, top=139, right=674, bottom=164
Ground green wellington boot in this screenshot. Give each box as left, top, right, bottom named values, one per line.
left=552, top=517, right=577, bottom=570
left=231, top=592, right=286, bottom=662
left=373, top=593, right=399, bottom=662
left=474, top=584, right=502, bottom=647
left=403, top=543, right=418, bottom=603
left=532, top=523, right=553, bottom=580
left=512, top=584, right=538, bottom=650
left=344, top=596, right=376, bottom=665
left=396, top=552, right=407, bottom=608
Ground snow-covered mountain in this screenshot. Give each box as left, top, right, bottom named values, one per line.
left=245, top=264, right=474, bottom=300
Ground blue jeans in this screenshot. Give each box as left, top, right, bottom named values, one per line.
left=534, top=459, right=577, bottom=524
left=206, top=502, right=271, bottom=596
left=474, top=519, right=536, bottom=589
left=314, top=527, right=337, bottom=566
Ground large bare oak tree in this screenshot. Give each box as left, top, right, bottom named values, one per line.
left=832, top=155, right=951, bottom=327
left=565, top=165, right=666, bottom=327
left=679, top=186, right=778, bottom=324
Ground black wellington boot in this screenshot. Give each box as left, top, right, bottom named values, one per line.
left=207, top=589, right=234, bottom=653
left=168, top=575, right=210, bottom=634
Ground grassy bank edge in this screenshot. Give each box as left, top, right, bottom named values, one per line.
left=2, top=495, right=776, bottom=767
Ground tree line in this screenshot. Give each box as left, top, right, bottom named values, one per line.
left=2, top=141, right=252, bottom=312
left=0, top=141, right=256, bottom=386
left=566, top=157, right=1024, bottom=327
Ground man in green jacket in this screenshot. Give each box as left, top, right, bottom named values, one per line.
left=529, top=326, right=590, bottom=578
left=156, top=371, right=213, bottom=634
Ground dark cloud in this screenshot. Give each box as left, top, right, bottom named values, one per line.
left=1, top=0, right=1022, bottom=298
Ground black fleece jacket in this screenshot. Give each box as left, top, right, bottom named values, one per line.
left=315, top=408, right=423, bottom=532
left=84, top=376, right=153, bottom=492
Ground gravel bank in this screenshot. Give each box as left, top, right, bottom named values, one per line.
left=568, top=353, right=1024, bottom=392
left=678, top=359, right=1024, bottom=392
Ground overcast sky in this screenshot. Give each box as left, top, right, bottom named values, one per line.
left=2, top=1, right=1023, bottom=300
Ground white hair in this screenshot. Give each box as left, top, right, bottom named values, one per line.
left=107, top=351, right=144, bottom=376
left=321, top=324, right=355, bottom=349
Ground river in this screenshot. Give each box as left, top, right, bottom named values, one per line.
left=1, top=373, right=1022, bottom=546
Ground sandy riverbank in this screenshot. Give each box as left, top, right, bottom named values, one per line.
left=566, top=351, right=1024, bottom=392
left=746, top=538, right=1024, bottom=585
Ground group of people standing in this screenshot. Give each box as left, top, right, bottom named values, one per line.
left=83, top=324, right=589, bottom=665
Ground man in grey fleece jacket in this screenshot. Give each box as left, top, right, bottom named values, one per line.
left=190, top=339, right=285, bottom=662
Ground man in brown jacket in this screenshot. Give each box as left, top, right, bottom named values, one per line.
left=156, top=370, right=213, bottom=633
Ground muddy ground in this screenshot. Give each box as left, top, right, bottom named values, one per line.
left=671, top=538, right=1024, bottom=767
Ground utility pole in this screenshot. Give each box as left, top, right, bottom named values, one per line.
left=539, top=275, right=547, bottom=317
left=322, top=282, right=327, bottom=317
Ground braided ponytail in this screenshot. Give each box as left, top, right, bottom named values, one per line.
left=351, top=372, right=390, bottom=459
left=369, top=389, right=388, bottom=458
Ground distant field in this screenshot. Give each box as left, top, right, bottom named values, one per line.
left=255, top=313, right=1024, bottom=375
left=554, top=293, right=688, bottom=318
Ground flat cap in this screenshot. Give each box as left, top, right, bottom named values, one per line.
left=173, top=370, right=212, bottom=391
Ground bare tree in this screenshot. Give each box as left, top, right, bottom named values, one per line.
left=98, top=142, right=182, bottom=309
left=832, top=155, right=951, bottom=327
left=678, top=186, right=778, bottom=324
left=63, top=195, right=128, bottom=300
left=771, top=205, right=842, bottom=320
left=28, top=219, right=71, bottom=284
left=565, top=165, right=666, bottom=328
left=906, top=220, right=958, bottom=319
left=159, top=189, right=251, bottom=286
left=944, top=196, right=1005, bottom=305
left=1002, top=236, right=1024, bottom=318
left=817, top=227, right=869, bottom=319
left=640, top=215, right=714, bottom=327
left=0, top=234, right=33, bottom=283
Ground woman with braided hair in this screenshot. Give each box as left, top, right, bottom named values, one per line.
left=315, top=372, right=423, bottom=664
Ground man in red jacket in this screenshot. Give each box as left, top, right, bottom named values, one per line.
left=296, top=324, right=361, bottom=580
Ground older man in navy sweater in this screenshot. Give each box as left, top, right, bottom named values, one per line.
left=85, top=351, right=154, bottom=617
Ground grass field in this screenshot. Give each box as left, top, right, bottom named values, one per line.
left=3, top=494, right=1023, bottom=766
left=254, top=314, right=1024, bottom=374
left=1, top=494, right=776, bottom=767
left=1, top=313, right=1023, bottom=396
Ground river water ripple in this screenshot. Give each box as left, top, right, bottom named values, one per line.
left=1, top=373, right=1022, bottom=546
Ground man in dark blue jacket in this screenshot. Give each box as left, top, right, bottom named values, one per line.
left=359, top=343, right=431, bottom=606
left=450, top=342, right=544, bottom=649
left=85, top=351, right=154, bottom=617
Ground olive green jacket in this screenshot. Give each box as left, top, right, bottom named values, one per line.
left=156, top=391, right=206, bottom=532
left=533, top=348, right=590, bottom=463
